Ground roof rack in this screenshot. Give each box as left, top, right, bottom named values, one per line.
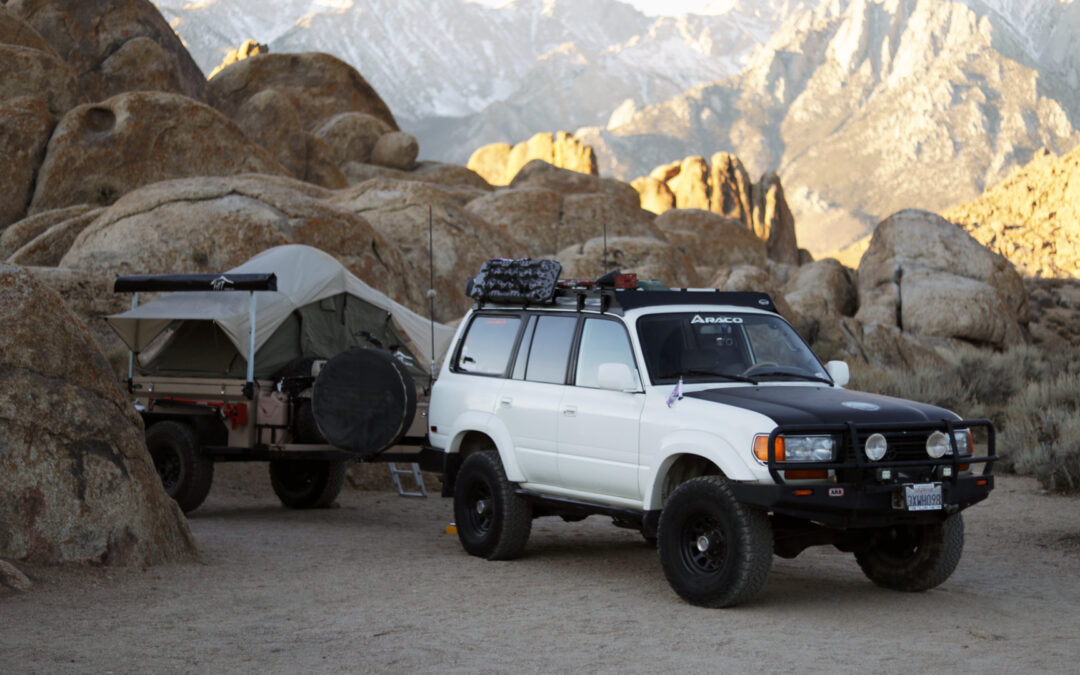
left=466, top=258, right=778, bottom=314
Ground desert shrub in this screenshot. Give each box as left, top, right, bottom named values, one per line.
left=849, top=347, right=1080, bottom=494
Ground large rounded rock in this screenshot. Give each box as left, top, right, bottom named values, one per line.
left=710, top=152, right=753, bottom=224
left=0, top=97, right=54, bottom=230
left=0, top=43, right=78, bottom=116
left=330, top=178, right=525, bottom=321
left=560, top=192, right=663, bottom=248
left=314, top=112, right=392, bottom=165
left=0, top=6, right=53, bottom=52
left=855, top=209, right=1029, bottom=348
left=7, top=206, right=102, bottom=266
left=653, top=209, right=766, bottom=276
left=556, top=236, right=701, bottom=289
left=465, top=187, right=563, bottom=258
left=8, top=0, right=207, bottom=102
left=1, top=204, right=99, bottom=260
left=232, top=88, right=307, bottom=178
left=208, top=52, right=397, bottom=132
left=707, top=265, right=801, bottom=326
left=0, top=263, right=198, bottom=565
left=466, top=142, right=512, bottom=185
left=29, top=92, right=288, bottom=214
left=509, top=159, right=640, bottom=210
left=669, top=156, right=711, bottom=211
left=750, top=171, right=800, bottom=265
left=370, top=130, right=419, bottom=170
left=783, top=258, right=858, bottom=319
left=60, top=175, right=418, bottom=308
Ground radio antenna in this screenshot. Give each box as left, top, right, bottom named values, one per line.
left=602, top=215, right=608, bottom=271
left=428, top=205, right=436, bottom=386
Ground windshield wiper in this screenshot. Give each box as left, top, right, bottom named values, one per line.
left=679, top=369, right=758, bottom=384
left=750, top=370, right=833, bottom=385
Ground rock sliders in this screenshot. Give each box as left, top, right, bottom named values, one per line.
left=0, top=264, right=198, bottom=565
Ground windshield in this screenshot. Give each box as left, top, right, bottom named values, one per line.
left=636, top=312, right=829, bottom=385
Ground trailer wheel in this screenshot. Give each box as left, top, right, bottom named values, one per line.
left=657, top=475, right=772, bottom=608
left=854, top=514, right=964, bottom=592
left=453, top=450, right=532, bottom=560
left=269, top=459, right=346, bottom=509
left=145, top=420, right=214, bottom=513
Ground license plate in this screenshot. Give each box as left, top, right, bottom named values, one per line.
left=904, top=483, right=942, bottom=511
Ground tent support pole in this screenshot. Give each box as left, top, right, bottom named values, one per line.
left=127, top=292, right=139, bottom=385
left=246, top=290, right=256, bottom=395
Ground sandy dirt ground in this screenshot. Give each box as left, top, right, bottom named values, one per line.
left=2, top=467, right=1080, bottom=673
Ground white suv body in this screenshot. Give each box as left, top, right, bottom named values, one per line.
left=428, top=280, right=995, bottom=607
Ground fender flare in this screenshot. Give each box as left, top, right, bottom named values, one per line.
left=643, top=430, right=762, bottom=510
left=445, top=410, right=526, bottom=482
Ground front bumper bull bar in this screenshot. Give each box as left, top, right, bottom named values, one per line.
left=730, top=418, right=996, bottom=528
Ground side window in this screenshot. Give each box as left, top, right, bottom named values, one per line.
left=525, top=315, right=577, bottom=384
left=575, top=318, right=638, bottom=389
left=511, top=316, right=536, bottom=380
left=456, top=315, right=521, bottom=376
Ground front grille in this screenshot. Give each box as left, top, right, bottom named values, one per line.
left=852, top=429, right=932, bottom=462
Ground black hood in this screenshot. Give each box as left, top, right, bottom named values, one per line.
left=684, top=386, right=958, bottom=427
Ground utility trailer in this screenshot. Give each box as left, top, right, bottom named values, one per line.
left=108, top=245, right=454, bottom=512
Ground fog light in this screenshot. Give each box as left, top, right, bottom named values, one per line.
left=865, top=433, right=887, bottom=461
left=926, top=431, right=950, bottom=459
left=876, top=468, right=893, bottom=481
left=941, top=466, right=953, bottom=478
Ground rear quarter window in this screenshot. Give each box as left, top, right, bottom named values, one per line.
left=455, top=315, right=522, bottom=376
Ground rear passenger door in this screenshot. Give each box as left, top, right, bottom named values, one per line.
left=556, top=317, right=645, bottom=501
left=496, top=313, right=578, bottom=488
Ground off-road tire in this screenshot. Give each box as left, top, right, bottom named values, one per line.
left=657, top=475, right=773, bottom=608
left=854, top=513, right=964, bottom=592
left=145, top=420, right=214, bottom=513
left=454, top=450, right=532, bottom=560
left=269, top=459, right=347, bottom=509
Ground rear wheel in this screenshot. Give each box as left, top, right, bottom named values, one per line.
left=145, top=420, right=213, bottom=513
left=854, top=514, right=964, bottom=591
left=657, top=475, right=773, bottom=608
left=269, top=459, right=347, bottom=509
left=453, top=450, right=532, bottom=560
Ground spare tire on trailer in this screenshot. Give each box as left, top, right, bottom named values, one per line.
left=310, top=347, right=417, bottom=457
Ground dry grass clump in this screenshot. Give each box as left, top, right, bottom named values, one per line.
left=849, top=345, right=1080, bottom=494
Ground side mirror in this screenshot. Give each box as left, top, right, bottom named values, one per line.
left=826, top=360, right=850, bottom=387
left=597, top=362, right=639, bottom=392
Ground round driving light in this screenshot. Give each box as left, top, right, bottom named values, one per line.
left=926, top=431, right=950, bottom=459
left=864, top=433, right=887, bottom=461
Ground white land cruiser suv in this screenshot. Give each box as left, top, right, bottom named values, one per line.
left=427, top=260, right=996, bottom=607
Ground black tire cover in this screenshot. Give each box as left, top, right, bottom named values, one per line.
left=311, top=347, right=417, bottom=456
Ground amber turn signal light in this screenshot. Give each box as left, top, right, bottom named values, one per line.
left=753, top=436, right=785, bottom=462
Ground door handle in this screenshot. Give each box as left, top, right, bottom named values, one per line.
left=562, top=405, right=577, bottom=417
left=500, top=396, right=513, bottom=408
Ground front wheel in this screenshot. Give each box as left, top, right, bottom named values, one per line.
left=854, top=513, right=964, bottom=591
left=657, top=475, right=773, bottom=608
left=269, top=459, right=346, bottom=509
left=453, top=450, right=532, bottom=560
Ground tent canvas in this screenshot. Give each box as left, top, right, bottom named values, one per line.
left=107, top=245, right=455, bottom=383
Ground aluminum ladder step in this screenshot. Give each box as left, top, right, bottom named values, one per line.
left=387, top=462, right=427, bottom=498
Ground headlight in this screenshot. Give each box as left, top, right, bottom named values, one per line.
left=864, top=433, right=887, bottom=461
left=926, top=431, right=950, bottom=459
left=754, top=435, right=835, bottom=462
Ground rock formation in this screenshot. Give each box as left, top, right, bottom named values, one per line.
left=329, top=178, right=525, bottom=320
left=7, top=0, right=207, bottom=102
left=0, top=263, right=198, bottom=565
left=59, top=175, right=418, bottom=308
left=652, top=209, right=766, bottom=279
left=468, top=131, right=598, bottom=186
left=633, top=153, right=799, bottom=264
left=0, top=97, right=54, bottom=230
left=557, top=236, right=701, bottom=289
left=944, top=146, right=1080, bottom=280
left=856, top=210, right=1029, bottom=349
left=208, top=38, right=267, bottom=79
left=0, top=7, right=78, bottom=117
left=207, top=52, right=398, bottom=132
left=29, top=91, right=288, bottom=214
